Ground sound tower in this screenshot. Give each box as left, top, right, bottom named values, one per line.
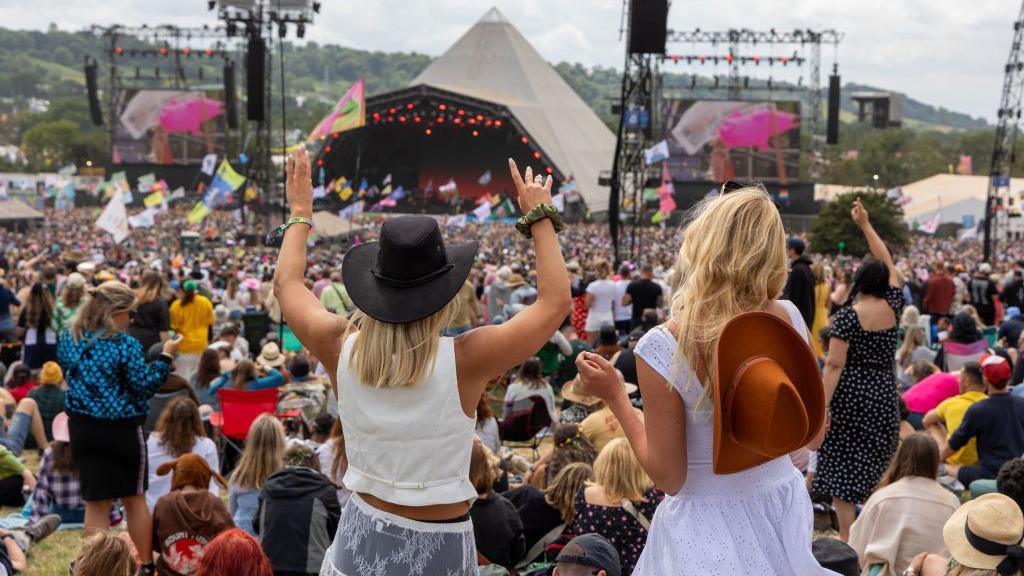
left=628, top=0, right=669, bottom=55
left=223, top=61, right=239, bottom=129
left=246, top=36, right=266, bottom=121
left=827, top=65, right=841, bottom=145
left=84, top=59, right=103, bottom=126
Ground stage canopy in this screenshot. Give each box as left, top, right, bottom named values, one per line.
left=318, top=7, right=615, bottom=210
left=0, top=200, right=44, bottom=222
left=312, top=210, right=365, bottom=238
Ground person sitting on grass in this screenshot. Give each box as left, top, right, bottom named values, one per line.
left=923, top=361, right=987, bottom=471
left=69, top=531, right=136, bottom=576
left=27, top=361, right=64, bottom=442
left=145, top=397, right=220, bottom=511
left=151, top=454, right=233, bottom=576
left=470, top=440, right=526, bottom=572
left=209, top=359, right=284, bottom=394
left=228, top=414, right=286, bottom=537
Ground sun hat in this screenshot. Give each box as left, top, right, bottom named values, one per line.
left=981, top=353, right=1012, bottom=388
left=504, top=273, right=527, bottom=289
left=341, top=215, right=478, bottom=324
left=257, top=342, right=286, bottom=369
left=713, top=311, right=826, bottom=474
left=811, top=538, right=859, bottom=576
left=39, top=362, right=63, bottom=386
left=556, top=533, right=621, bottom=576
left=76, top=262, right=96, bottom=274
left=51, top=412, right=69, bottom=443
left=562, top=373, right=637, bottom=407
left=65, top=273, right=86, bottom=289
left=943, top=493, right=1024, bottom=573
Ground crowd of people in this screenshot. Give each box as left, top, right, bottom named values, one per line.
left=0, top=151, right=1023, bottom=575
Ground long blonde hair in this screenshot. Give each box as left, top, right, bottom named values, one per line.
left=592, top=437, right=651, bottom=503
left=230, top=414, right=285, bottom=490
left=135, top=269, right=168, bottom=306
left=73, top=532, right=136, bottom=576
left=672, top=188, right=787, bottom=405
left=544, top=462, right=594, bottom=522
left=898, top=325, right=927, bottom=368
left=70, top=281, right=137, bottom=342
left=346, top=299, right=457, bottom=388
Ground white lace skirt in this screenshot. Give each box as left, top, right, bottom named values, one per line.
left=320, top=493, right=478, bottom=576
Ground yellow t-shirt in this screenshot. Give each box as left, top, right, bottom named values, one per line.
left=936, top=390, right=988, bottom=466
left=169, top=295, right=214, bottom=354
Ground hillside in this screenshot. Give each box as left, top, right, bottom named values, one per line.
left=0, top=26, right=989, bottom=134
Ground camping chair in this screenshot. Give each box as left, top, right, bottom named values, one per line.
left=942, top=340, right=987, bottom=372
left=499, top=395, right=552, bottom=460
left=211, top=388, right=279, bottom=469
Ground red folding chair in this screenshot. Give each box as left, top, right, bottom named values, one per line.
left=212, top=388, right=279, bottom=468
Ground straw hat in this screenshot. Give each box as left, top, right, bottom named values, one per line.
left=712, top=311, right=826, bottom=474
left=562, top=374, right=637, bottom=407
left=257, top=342, right=286, bottom=369
left=504, top=274, right=527, bottom=289
left=943, top=493, right=1024, bottom=573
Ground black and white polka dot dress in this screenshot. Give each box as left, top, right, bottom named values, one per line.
left=814, top=287, right=903, bottom=504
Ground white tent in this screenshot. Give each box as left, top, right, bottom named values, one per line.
left=409, top=7, right=615, bottom=209
left=900, top=174, right=1024, bottom=224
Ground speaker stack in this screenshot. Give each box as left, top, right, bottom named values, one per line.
left=246, top=36, right=266, bottom=122
left=628, top=0, right=669, bottom=55
left=827, top=64, right=841, bottom=145
left=84, top=58, right=103, bottom=126
left=223, top=61, right=239, bottom=129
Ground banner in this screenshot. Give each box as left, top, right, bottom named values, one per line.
left=143, top=191, right=165, bottom=208
left=473, top=201, right=492, bottom=221
left=494, top=198, right=515, bottom=219
left=205, top=160, right=245, bottom=207
left=439, top=178, right=458, bottom=198
left=309, top=79, right=366, bottom=140
left=446, top=214, right=467, bottom=228
left=478, top=170, right=492, bottom=186
left=917, top=212, right=941, bottom=235
left=168, top=187, right=186, bottom=202
left=137, top=173, right=157, bottom=192
left=312, top=185, right=327, bottom=200
left=201, top=154, right=218, bottom=176
left=187, top=201, right=211, bottom=224
left=643, top=140, right=670, bottom=164
left=95, top=192, right=129, bottom=243
left=339, top=200, right=364, bottom=220
left=391, top=186, right=406, bottom=201
left=128, top=208, right=157, bottom=228
left=58, top=163, right=77, bottom=177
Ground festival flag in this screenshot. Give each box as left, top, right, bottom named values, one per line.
left=473, top=201, right=491, bottom=221
left=187, top=201, right=211, bottom=224
left=439, top=178, right=458, bottom=199
left=643, top=188, right=659, bottom=202
left=383, top=173, right=392, bottom=186
left=366, top=185, right=380, bottom=199
left=778, top=189, right=790, bottom=207
left=128, top=208, right=157, bottom=228
left=477, top=193, right=494, bottom=206
left=201, top=154, right=218, bottom=176
left=95, top=191, right=129, bottom=243
left=478, top=170, right=492, bottom=186
left=168, top=187, right=187, bottom=202
left=446, top=214, right=467, bottom=229
left=381, top=184, right=392, bottom=197
left=651, top=211, right=666, bottom=224
left=494, top=198, right=515, bottom=219
left=643, top=140, right=670, bottom=165
left=359, top=178, right=368, bottom=193
left=391, top=186, right=406, bottom=201
left=312, top=185, right=327, bottom=200
left=373, top=197, right=397, bottom=210
left=339, top=200, right=365, bottom=220
left=137, top=173, right=157, bottom=192
left=551, top=193, right=565, bottom=213
left=560, top=178, right=577, bottom=194
left=917, top=212, right=942, bottom=235
left=339, top=181, right=355, bottom=202
left=143, top=191, right=165, bottom=208
left=58, top=163, right=77, bottom=177
left=244, top=186, right=258, bottom=201
left=657, top=161, right=676, bottom=215
left=108, top=171, right=129, bottom=200
left=205, top=160, right=246, bottom=207
left=309, top=79, right=366, bottom=141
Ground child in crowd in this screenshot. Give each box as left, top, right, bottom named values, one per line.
left=228, top=414, right=285, bottom=537
left=70, top=532, right=136, bottom=576
left=256, top=444, right=340, bottom=576
left=195, top=529, right=274, bottom=576
left=151, top=454, right=233, bottom=576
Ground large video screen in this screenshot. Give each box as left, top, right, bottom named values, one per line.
left=661, top=99, right=801, bottom=184
left=111, top=89, right=227, bottom=166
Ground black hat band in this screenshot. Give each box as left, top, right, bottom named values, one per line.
left=371, top=263, right=454, bottom=289
left=964, top=516, right=1024, bottom=576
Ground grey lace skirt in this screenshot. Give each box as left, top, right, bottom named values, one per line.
left=320, top=493, right=478, bottom=576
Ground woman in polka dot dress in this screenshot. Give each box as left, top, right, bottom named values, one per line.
left=814, top=197, right=903, bottom=542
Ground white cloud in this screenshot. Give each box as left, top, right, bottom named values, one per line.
left=0, top=0, right=1015, bottom=121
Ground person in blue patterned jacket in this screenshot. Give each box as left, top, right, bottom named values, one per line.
left=56, top=280, right=181, bottom=576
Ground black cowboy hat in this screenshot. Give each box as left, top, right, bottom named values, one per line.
left=342, top=215, right=478, bottom=324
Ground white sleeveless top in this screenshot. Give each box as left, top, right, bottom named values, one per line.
left=336, top=334, right=477, bottom=507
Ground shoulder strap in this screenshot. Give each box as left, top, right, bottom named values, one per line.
left=621, top=499, right=651, bottom=531
left=517, top=523, right=567, bottom=570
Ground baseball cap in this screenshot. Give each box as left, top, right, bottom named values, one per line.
left=556, top=533, right=621, bottom=576
left=981, top=354, right=1011, bottom=387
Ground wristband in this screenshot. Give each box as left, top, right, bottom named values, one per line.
left=515, top=204, right=564, bottom=238
left=264, top=216, right=313, bottom=248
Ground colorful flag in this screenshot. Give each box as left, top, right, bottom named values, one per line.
left=205, top=160, right=245, bottom=207
left=473, top=201, right=491, bottom=221
left=168, top=187, right=187, bottom=202
left=424, top=178, right=434, bottom=198
left=643, top=188, right=659, bottom=202
left=494, top=199, right=515, bottom=219
left=95, top=192, right=129, bottom=243
left=187, top=201, right=211, bottom=224
left=446, top=214, right=467, bottom=228
left=309, top=79, right=366, bottom=141
left=651, top=211, right=666, bottom=224
left=201, top=154, right=218, bottom=176
left=439, top=179, right=458, bottom=198
left=128, top=208, right=157, bottom=228
left=478, top=170, right=492, bottom=185
left=551, top=193, right=565, bottom=213
left=58, top=163, right=77, bottom=177
left=477, top=193, right=494, bottom=206
left=137, top=173, right=157, bottom=192
left=560, top=178, right=577, bottom=194
left=918, top=212, right=942, bottom=235
left=339, top=200, right=365, bottom=220
left=391, top=186, right=406, bottom=201
left=339, top=182, right=354, bottom=202
left=383, top=173, right=392, bottom=186
left=312, top=185, right=327, bottom=200
left=644, top=140, right=670, bottom=164
left=381, top=184, right=392, bottom=197
left=359, top=178, right=368, bottom=193
left=143, top=191, right=165, bottom=208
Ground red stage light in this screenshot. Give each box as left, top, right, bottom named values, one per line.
left=472, top=130, right=479, bottom=137
left=372, top=112, right=380, bottom=121
left=468, top=118, right=476, bottom=125
left=205, top=48, right=214, bottom=56
left=454, top=118, right=462, bottom=124
left=387, top=116, right=394, bottom=122
left=546, top=167, right=553, bottom=174
left=160, top=47, right=168, bottom=56
left=115, top=47, right=124, bottom=55
left=425, top=129, right=432, bottom=135
left=438, top=117, right=445, bottom=123
left=438, top=104, right=447, bottom=111
left=399, top=116, right=407, bottom=123
left=182, top=48, right=191, bottom=56
left=495, top=120, right=503, bottom=128
left=475, top=115, right=483, bottom=121
left=389, top=108, right=396, bottom=114
left=457, top=109, right=465, bottom=116
left=672, top=55, right=679, bottom=63
left=325, top=145, right=331, bottom=152
left=333, top=132, right=339, bottom=138
left=533, top=151, right=541, bottom=159
left=406, top=103, right=414, bottom=109
left=414, top=116, right=421, bottom=123
left=520, top=136, right=528, bottom=144
left=726, top=53, right=733, bottom=63
left=317, top=159, right=323, bottom=166
left=485, top=120, right=493, bottom=127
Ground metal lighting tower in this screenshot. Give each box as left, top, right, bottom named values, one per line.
left=983, top=2, right=1024, bottom=263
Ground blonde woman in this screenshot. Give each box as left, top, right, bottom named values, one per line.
left=575, top=188, right=836, bottom=573
left=56, top=281, right=182, bottom=576
left=897, top=325, right=936, bottom=389
left=274, top=150, right=569, bottom=575
left=228, top=414, right=285, bottom=537
left=572, top=438, right=661, bottom=574
left=70, top=532, right=136, bottom=576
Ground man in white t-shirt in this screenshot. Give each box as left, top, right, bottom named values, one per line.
left=612, top=265, right=633, bottom=336
left=585, top=262, right=618, bottom=341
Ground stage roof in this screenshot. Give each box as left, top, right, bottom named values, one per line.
left=408, top=7, right=615, bottom=209
left=900, top=174, right=1020, bottom=224
left=0, top=199, right=43, bottom=221
left=312, top=210, right=364, bottom=238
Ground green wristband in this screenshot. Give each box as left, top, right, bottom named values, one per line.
left=515, top=204, right=564, bottom=238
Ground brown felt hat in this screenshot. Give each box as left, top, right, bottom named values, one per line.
left=713, top=311, right=825, bottom=474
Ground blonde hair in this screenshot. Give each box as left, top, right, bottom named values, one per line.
left=671, top=188, right=787, bottom=406
left=70, top=281, right=137, bottom=342
left=230, top=414, right=285, bottom=490
left=544, top=462, right=594, bottom=522
left=346, top=299, right=457, bottom=388
left=592, top=437, right=651, bottom=503
left=901, top=304, right=921, bottom=328
left=898, top=325, right=927, bottom=368
left=73, top=532, right=135, bottom=576
left=469, top=441, right=502, bottom=495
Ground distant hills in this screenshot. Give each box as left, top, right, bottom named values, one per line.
left=0, top=26, right=991, bottom=136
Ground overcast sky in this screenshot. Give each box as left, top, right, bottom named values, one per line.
left=2, top=0, right=1017, bottom=122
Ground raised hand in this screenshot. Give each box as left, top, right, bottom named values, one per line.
left=287, top=148, right=314, bottom=219
left=574, top=351, right=626, bottom=403
left=508, top=158, right=553, bottom=214
left=851, top=196, right=869, bottom=228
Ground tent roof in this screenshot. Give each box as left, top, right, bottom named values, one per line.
left=410, top=7, right=615, bottom=208
left=0, top=199, right=43, bottom=221
left=312, top=210, right=364, bottom=238
left=900, top=174, right=1022, bottom=223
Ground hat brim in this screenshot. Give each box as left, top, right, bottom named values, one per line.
left=343, top=240, right=478, bottom=324
left=713, top=311, right=825, bottom=474
left=943, top=500, right=1005, bottom=570
left=258, top=356, right=286, bottom=368
left=561, top=378, right=637, bottom=407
